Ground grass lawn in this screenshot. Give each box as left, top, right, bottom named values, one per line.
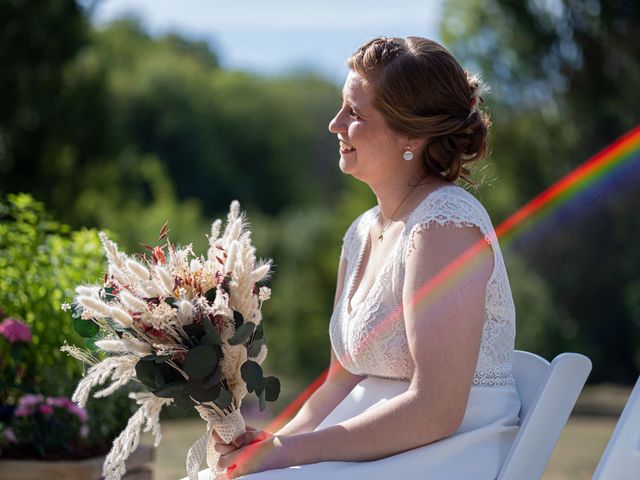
left=147, top=383, right=630, bottom=480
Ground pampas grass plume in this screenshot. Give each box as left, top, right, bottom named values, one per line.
left=77, top=296, right=112, bottom=318
left=126, top=259, right=150, bottom=282
left=110, top=306, right=134, bottom=328
left=119, top=290, right=148, bottom=313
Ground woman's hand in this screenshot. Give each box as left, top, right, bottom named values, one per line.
left=212, top=425, right=274, bottom=455
left=217, top=434, right=290, bottom=478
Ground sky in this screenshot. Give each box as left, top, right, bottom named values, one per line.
left=90, top=0, right=444, bottom=84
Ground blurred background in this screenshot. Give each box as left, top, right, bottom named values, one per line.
left=0, top=0, right=638, bottom=479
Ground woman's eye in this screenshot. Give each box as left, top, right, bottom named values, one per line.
left=349, top=107, right=361, bottom=119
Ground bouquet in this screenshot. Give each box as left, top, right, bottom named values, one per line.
left=61, top=201, right=280, bottom=480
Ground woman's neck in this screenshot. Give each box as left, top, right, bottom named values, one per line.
left=371, top=170, right=443, bottom=222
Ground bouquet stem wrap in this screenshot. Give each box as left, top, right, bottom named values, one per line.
left=187, top=406, right=246, bottom=480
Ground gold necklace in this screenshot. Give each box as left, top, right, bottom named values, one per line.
left=377, top=182, right=421, bottom=241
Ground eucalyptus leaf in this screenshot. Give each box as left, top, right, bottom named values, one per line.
left=240, top=360, right=263, bottom=393
left=73, top=318, right=99, bottom=338
left=183, top=323, right=205, bottom=341
left=154, top=368, right=166, bottom=388
left=263, top=376, right=281, bottom=402
left=204, top=365, right=222, bottom=389
left=254, top=322, right=264, bottom=341
left=187, top=379, right=220, bottom=402
left=165, top=297, right=177, bottom=308
left=233, top=310, right=244, bottom=328
left=247, top=338, right=264, bottom=358
left=174, top=394, right=196, bottom=409
left=228, top=321, right=255, bottom=346
left=153, top=380, right=187, bottom=398
left=154, top=355, right=172, bottom=364
left=204, top=288, right=217, bottom=303
left=183, top=344, right=218, bottom=380
left=214, top=388, right=232, bottom=410
left=203, top=317, right=222, bottom=345
left=258, top=388, right=266, bottom=412
left=135, top=360, right=157, bottom=389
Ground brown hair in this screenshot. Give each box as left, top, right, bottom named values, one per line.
left=347, top=36, right=490, bottom=184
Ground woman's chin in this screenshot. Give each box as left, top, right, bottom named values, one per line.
left=338, top=152, right=357, bottom=174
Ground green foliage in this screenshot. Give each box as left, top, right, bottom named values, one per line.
left=0, top=194, right=104, bottom=393
left=0, top=194, right=136, bottom=455
left=441, top=0, right=640, bottom=381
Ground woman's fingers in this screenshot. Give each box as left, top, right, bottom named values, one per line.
left=232, top=429, right=273, bottom=447
left=214, top=442, right=237, bottom=455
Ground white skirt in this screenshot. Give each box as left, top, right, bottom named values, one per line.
left=188, top=376, right=521, bottom=480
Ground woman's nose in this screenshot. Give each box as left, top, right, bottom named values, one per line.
left=328, top=109, right=346, bottom=134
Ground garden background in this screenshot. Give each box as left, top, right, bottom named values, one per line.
left=0, top=1, right=638, bottom=479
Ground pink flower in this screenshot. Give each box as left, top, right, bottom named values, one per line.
left=0, top=318, right=32, bottom=343
left=67, top=404, right=89, bottom=423
left=3, top=428, right=17, bottom=444
left=38, top=404, right=54, bottom=415
left=14, top=405, right=32, bottom=417
left=46, top=396, right=73, bottom=408
left=18, top=394, right=44, bottom=408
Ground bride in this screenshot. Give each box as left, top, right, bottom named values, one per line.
left=192, top=36, right=521, bottom=479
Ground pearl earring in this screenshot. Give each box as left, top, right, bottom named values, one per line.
left=403, top=148, right=414, bottom=161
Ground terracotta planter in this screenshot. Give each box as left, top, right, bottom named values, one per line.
left=0, top=445, right=154, bottom=480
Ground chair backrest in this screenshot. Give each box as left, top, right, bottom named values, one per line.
left=497, top=350, right=592, bottom=480
left=592, top=375, right=640, bottom=480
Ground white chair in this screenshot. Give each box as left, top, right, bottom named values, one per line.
left=497, top=350, right=592, bottom=480
left=592, top=375, right=640, bottom=480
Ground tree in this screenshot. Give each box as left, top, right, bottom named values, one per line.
left=441, top=0, right=640, bottom=381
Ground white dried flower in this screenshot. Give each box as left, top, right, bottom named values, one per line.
left=258, top=286, right=271, bottom=301
left=142, top=303, right=177, bottom=330
left=251, top=263, right=271, bottom=283
left=126, top=259, right=150, bottom=282
left=77, top=296, right=112, bottom=318
left=155, top=266, right=174, bottom=296
left=190, top=259, right=203, bottom=273
left=75, top=285, right=100, bottom=297
left=61, top=302, right=71, bottom=312
left=119, top=290, right=148, bottom=313
left=95, top=338, right=151, bottom=356
left=109, top=306, right=134, bottom=328
left=177, top=300, right=193, bottom=324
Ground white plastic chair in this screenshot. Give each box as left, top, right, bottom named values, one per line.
left=497, top=350, right=592, bottom=480
left=592, top=375, right=640, bottom=480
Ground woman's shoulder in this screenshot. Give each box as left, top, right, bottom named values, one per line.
left=408, top=183, right=494, bottom=235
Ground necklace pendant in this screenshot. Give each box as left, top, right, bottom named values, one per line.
left=378, top=233, right=384, bottom=241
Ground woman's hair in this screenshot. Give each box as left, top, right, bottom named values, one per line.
left=347, top=36, right=490, bottom=184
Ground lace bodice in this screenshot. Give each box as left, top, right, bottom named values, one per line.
left=329, top=183, right=517, bottom=388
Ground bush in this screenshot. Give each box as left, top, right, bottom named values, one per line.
left=0, top=193, right=135, bottom=458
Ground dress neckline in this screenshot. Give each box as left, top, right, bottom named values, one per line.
left=344, top=183, right=455, bottom=316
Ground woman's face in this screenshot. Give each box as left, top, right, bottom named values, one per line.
left=328, top=70, right=407, bottom=183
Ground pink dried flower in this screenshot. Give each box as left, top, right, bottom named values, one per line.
left=38, top=404, right=54, bottom=415
left=80, top=425, right=89, bottom=438
left=0, top=318, right=32, bottom=343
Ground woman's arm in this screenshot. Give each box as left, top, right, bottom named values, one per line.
left=276, top=223, right=493, bottom=464
left=275, top=350, right=366, bottom=436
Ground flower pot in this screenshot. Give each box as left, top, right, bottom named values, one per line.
left=0, top=445, right=153, bottom=480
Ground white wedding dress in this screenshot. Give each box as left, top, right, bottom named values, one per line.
left=189, top=183, right=521, bottom=479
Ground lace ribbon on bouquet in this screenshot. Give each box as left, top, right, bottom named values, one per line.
left=186, top=406, right=246, bottom=480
